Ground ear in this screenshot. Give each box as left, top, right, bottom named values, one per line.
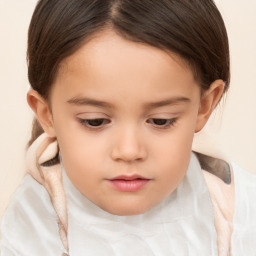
left=195, top=79, right=225, bottom=133
left=27, top=89, right=56, bottom=137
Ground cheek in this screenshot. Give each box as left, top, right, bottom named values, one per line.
left=154, top=118, right=196, bottom=160
left=56, top=126, right=112, bottom=185
left=151, top=116, right=197, bottom=181
left=59, top=132, right=106, bottom=166
left=57, top=134, right=105, bottom=195
left=53, top=111, right=104, bottom=157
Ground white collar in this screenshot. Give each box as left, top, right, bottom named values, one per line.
left=63, top=153, right=218, bottom=255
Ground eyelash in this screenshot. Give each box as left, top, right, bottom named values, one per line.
left=78, top=118, right=110, bottom=130
left=146, top=118, right=177, bottom=129
left=78, top=118, right=177, bottom=130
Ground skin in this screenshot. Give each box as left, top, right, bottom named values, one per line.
left=28, top=30, right=224, bottom=216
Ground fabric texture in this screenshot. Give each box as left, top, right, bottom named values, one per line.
left=203, top=170, right=234, bottom=256
left=25, top=134, right=68, bottom=252
left=231, top=163, right=256, bottom=256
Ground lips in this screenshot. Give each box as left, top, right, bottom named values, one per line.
left=108, top=175, right=150, bottom=192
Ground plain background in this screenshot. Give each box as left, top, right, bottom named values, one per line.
left=0, top=0, right=256, bottom=221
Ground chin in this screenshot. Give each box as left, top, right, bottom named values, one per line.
left=101, top=202, right=153, bottom=216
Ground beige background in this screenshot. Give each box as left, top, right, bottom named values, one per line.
left=0, top=0, right=256, bottom=221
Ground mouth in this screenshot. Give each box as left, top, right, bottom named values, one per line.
left=108, top=175, right=151, bottom=192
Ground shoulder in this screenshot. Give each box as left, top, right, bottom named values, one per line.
left=0, top=174, right=64, bottom=256
left=230, top=162, right=256, bottom=217
left=231, top=163, right=256, bottom=252
left=202, top=169, right=234, bottom=256
left=231, top=162, right=256, bottom=188
left=198, top=153, right=256, bottom=255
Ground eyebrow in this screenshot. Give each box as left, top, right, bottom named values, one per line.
left=67, top=96, right=190, bottom=109
left=67, top=97, right=114, bottom=109
left=143, top=97, right=190, bottom=109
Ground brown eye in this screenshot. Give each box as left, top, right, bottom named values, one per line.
left=87, top=119, right=106, bottom=127
left=79, top=118, right=110, bottom=128
left=147, top=118, right=177, bottom=128
left=152, top=119, right=168, bottom=126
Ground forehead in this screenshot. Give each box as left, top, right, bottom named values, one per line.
left=54, top=30, right=199, bottom=102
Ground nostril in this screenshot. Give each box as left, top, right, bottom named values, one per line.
left=110, top=129, right=147, bottom=162
left=111, top=146, right=147, bottom=162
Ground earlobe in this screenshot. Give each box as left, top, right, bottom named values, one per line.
left=195, top=80, right=225, bottom=133
left=27, top=89, right=56, bottom=137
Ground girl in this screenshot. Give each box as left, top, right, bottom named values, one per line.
left=1, top=0, right=256, bottom=255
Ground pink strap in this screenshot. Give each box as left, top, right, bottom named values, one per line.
left=203, top=170, right=235, bottom=256
left=26, top=133, right=69, bottom=253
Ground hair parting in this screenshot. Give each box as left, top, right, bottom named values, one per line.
left=27, top=0, right=230, bottom=146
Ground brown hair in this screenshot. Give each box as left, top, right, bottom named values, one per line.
left=27, top=0, right=230, bottom=146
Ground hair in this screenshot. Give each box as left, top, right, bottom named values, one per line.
left=27, top=0, right=230, bottom=146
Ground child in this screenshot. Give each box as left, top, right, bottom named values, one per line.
left=1, top=0, right=256, bottom=255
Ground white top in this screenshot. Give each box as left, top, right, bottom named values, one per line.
left=231, top=163, right=256, bottom=255
left=1, top=153, right=256, bottom=255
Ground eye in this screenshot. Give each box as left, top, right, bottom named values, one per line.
left=147, top=118, right=177, bottom=128
left=78, top=118, right=110, bottom=128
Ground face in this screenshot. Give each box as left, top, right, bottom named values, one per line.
left=39, top=31, right=213, bottom=215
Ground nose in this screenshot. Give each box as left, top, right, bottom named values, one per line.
left=111, top=126, right=147, bottom=162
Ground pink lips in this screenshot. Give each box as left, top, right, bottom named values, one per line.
left=108, top=175, right=150, bottom=192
